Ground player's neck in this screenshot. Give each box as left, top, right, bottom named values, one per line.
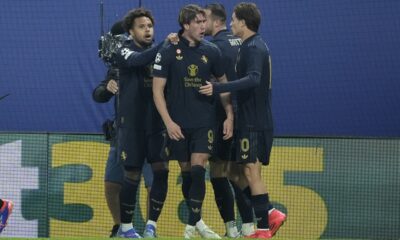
left=132, top=38, right=150, bottom=49
left=212, top=26, right=227, bottom=37
left=240, top=29, right=256, bottom=42
left=181, top=32, right=199, bottom=47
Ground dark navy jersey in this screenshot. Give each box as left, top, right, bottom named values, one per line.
left=115, top=38, right=162, bottom=130
left=140, top=61, right=164, bottom=134
left=235, top=34, right=273, bottom=131
left=210, top=30, right=241, bottom=123
left=214, top=34, right=273, bottom=131
left=153, top=35, right=224, bottom=128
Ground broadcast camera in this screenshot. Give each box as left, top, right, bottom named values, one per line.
left=98, top=32, right=127, bottom=66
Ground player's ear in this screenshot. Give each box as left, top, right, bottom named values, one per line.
left=239, top=19, right=246, bottom=28
left=183, top=23, right=190, bottom=31
left=129, top=28, right=135, bottom=37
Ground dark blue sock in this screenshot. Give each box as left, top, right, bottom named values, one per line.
left=120, top=177, right=140, bottom=223
left=230, top=181, right=254, bottom=223
left=251, top=194, right=269, bottom=229
left=149, top=169, right=169, bottom=222
left=181, top=171, right=192, bottom=208
left=188, top=165, right=206, bottom=225
left=211, top=177, right=235, bottom=222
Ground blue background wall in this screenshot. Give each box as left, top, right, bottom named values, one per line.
left=1, top=0, right=399, bottom=137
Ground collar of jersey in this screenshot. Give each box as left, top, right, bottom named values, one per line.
left=242, top=33, right=259, bottom=45
left=179, top=34, right=201, bottom=48
left=214, top=29, right=229, bottom=39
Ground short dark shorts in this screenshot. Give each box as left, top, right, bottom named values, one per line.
left=210, top=123, right=233, bottom=162
left=146, top=130, right=168, bottom=164
left=117, top=127, right=146, bottom=169
left=233, top=129, right=273, bottom=166
left=167, top=127, right=214, bottom=162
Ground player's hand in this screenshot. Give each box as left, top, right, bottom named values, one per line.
left=106, top=79, right=118, bottom=94
left=166, top=120, right=185, bottom=141
left=199, top=81, right=213, bottom=96
left=223, top=117, right=234, bottom=140
left=166, top=33, right=179, bottom=45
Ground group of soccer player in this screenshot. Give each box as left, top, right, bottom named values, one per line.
left=94, top=2, right=286, bottom=239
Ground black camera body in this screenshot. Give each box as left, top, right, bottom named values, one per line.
left=98, top=33, right=128, bottom=65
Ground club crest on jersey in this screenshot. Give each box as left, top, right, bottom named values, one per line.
left=121, top=48, right=135, bottom=60
left=121, top=151, right=127, bottom=161
left=155, top=53, right=161, bottom=63
left=176, top=48, right=183, bottom=60
left=201, top=55, right=208, bottom=64
left=187, top=64, right=198, bottom=77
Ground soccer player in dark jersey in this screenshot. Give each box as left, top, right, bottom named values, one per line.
left=93, top=64, right=154, bottom=237
left=152, top=4, right=233, bottom=239
left=112, top=8, right=170, bottom=238
left=200, top=3, right=287, bottom=239
left=204, top=3, right=253, bottom=237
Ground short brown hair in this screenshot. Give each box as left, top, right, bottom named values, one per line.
left=233, top=2, right=261, bottom=32
left=205, top=3, right=226, bottom=23
left=178, top=4, right=205, bottom=29
left=122, top=8, right=155, bottom=32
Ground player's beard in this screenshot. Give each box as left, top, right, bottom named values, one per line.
left=134, top=38, right=153, bottom=48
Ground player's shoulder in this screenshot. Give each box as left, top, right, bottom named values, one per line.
left=200, top=39, right=221, bottom=55
left=245, top=34, right=267, bottom=47
left=243, top=34, right=269, bottom=53
left=159, top=41, right=177, bottom=53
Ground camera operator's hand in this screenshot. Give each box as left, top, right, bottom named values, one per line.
left=106, top=79, right=118, bottom=94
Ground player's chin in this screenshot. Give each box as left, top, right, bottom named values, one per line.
left=144, top=38, right=153, bottom=43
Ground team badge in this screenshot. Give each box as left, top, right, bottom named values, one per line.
left=155, top=53, right=161, bottom=63
left=201, top=55, right=208, bottom=64
left=176, top=48, right=183, bottom=60
left=121, top=151, right=127, bottom=161
left=187, top=64, right=198, bottom=77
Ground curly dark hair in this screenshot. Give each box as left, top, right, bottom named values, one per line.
left=122, top=8, right=155, bottom=32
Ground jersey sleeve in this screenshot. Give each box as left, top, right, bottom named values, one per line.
left=210, top=46, right=225, bottom=78
left=115, top=41, right=163, bottom=68
left=152, top=44, right=173, bottom=79
left=213, top=45, right=266, bottom=93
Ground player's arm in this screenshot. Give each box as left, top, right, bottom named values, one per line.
left=215, top=74, right=234, bottom=140
left=115, top=42, right=163, bottom=68
left=199, top=46, right=264, bottom=95
left=116, top=34, right=178, bottom=68
left=152, top=77, right=184, bottom=140
left=200, top=71, right=261, bottom=95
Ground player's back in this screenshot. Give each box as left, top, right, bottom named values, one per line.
left=211, top=30, right=241, bottom=123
